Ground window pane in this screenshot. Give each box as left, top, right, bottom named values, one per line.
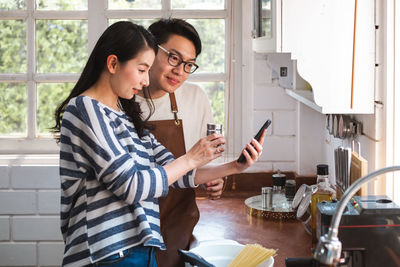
left=0, top=83, right=26, bottom=136
left=36, top=0, right=87, bottom=10
left=172, top=0, right=224, bottom=9
left=0, top=20, right=26, bottom=73
left=36, top=20, right=88, bottom=73
left=187, top=19, right=225, bottom=73
left=197, top=82, right=225, bottom=127
left=108, top=0, right=161, bottom=10
left=108, top=19, right=156, bottom=29
left=0, top=0, right=25, bottom=10
left=261, top=0, right=271, bottom=38
left=37, top=83, right=73, bottom=134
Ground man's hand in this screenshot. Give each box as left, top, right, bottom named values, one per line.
left=204, top=178, right=225, bottom=200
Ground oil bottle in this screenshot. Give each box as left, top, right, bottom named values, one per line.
left=311, top=164, right=336, bottom=247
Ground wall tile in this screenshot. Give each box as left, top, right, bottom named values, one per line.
left=38, top=191, right=60, bottom=214
left=273, top=162, right=297, bottom=172
left=38, top=243, right=64, bottom=266
left=11, top=166, right=59, bottom=189
left=0, top=217, right=10, bottom=241
left=245, top=162, right=273, bottom=173
left=0, top=191, right=36, bottom=214
left=254, top=54, right=272, bottom=84
left=259, top=136, right=296, bottom=161
left=0, top=166, right=9, bottom=188
left=254, top=85, right=296, bottom=110
left=273, top=111, right=296, bottom=136
left=13, top=216, right=62, bottom=241
left=0, top=243, right=36, bottom=266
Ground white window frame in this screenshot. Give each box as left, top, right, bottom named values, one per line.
left=0, top=0, right=235, bottom=156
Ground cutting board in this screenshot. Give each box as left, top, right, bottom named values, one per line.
left=350, top=151, right=368, bottom=196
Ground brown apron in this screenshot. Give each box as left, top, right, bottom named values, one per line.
left=149, top=93, right=200, bottom=267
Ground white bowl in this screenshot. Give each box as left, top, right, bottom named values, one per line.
left=185, top=240, right=274, bottom=267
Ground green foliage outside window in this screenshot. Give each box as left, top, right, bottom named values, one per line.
left=36, top=20, right=88, bottom=73
left=37, top=83, right=73, bottom=134
left=0, top=1, right=225, bottom=136
left=0, top=83, right=27, bottom=135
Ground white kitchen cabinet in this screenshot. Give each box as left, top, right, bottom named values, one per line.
left=281, top=0, right=375, bottom=114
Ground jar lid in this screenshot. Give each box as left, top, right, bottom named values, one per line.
left=272, top=170, right=286, bottom=186
left=207, top=123, right=222, bottom=131
left=296, top=191, right=311, bottom=221
left=292, top=184, right=307, bottom=209
left=261, top=186, right=272, bottom=194
left=317, top=164, right=329, bottom=175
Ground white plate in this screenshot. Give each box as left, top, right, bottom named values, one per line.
left=186, top=240, right=274, bottom=267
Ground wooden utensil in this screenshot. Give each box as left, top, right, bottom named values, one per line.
left=350, top=150, right=368, bottom=196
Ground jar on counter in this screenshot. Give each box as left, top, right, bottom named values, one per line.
left=272, top=170, right=287, bottom=209
left=285, top=179, right=296, bottom=201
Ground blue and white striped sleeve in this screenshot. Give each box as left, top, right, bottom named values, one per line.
left=60, top=97, right=169, bottom=204
left=149, top=133, right=197, bottom=189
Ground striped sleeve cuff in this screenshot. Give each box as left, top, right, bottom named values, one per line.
left=157, top=166, right=169, bottom=197
left=171, top=169, right=198, bottom=189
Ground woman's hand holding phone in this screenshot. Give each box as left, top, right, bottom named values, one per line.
left=234, top=130, right=266, bottom=172
left=235, top=119, right=271, bottom=171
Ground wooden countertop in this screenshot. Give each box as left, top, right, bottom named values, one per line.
left=193, top=195, right=313, bottom=267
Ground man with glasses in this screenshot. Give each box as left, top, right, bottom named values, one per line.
left=136, top=18, right=224, bottom=267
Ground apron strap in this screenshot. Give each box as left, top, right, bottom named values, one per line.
left=169, top=93, right=180, bottom=126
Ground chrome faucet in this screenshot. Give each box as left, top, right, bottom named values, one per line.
left=313, top=165, right=400, bottom=265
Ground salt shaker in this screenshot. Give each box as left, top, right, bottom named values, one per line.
left=261, top=186, right=272, bottom=209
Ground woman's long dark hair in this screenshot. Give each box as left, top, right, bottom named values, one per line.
left=53, top=21, right=157, bottom=140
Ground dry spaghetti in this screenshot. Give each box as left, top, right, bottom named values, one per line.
left=227, top=244, right=277, bottom=267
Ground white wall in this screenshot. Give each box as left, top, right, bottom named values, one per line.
left=0, top=163, right=64, bottom=267
left=251, top=53, right=383, bottom=188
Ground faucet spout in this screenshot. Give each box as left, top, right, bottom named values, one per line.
left=313, top=165, right=400, bottom=265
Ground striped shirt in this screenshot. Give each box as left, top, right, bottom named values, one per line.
left=59, top=96, right=196, bottom=267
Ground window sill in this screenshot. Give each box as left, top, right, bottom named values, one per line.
left=0, top=154, right=59, bottom=165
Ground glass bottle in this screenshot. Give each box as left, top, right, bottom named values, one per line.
left=311, top=164, right=336, bottom=247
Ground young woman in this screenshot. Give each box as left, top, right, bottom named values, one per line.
left=53, top=21, right=265, bottom=267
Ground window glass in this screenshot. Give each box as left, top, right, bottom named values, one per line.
left=36, top=0, right=87, bottom=10
left=108, top=0, right=161, bottom=10
left=187, top=19, right=225, bottom=73
left=108, top=18, right=156, bottom=29
left=196, top=82, right=225, bottom=127
left=36, top=20, right=88, bottom=73
left=0, top=20, right=26, bottom=73
left=261, top=0, right=271, bottom=38
left=0, top=83, right=27, bottom=135
left=37, top=83, right=73, bottom=135
left=172, top=0, right=224, bottom=9
left=0, top=0, right=25, bottom=10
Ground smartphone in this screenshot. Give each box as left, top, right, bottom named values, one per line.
left=237, top=119, right=271, bottom=163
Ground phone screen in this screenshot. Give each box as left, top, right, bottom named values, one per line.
left=237, top=119, right=271, bottom=163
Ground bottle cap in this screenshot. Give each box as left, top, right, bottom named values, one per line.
left=317, top=164, right=329, bottom=175
left=261, top=186, right=272, bottom=194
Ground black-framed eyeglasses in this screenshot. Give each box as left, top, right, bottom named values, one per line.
left=158, top=45, right=199, bottom=74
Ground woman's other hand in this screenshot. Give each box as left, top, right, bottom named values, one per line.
left=235, top=129, right=266, bottom=172
left=185, top=133, right=225, bottom=169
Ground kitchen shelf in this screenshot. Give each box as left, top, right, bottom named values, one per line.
left=285, top=89, right=322, bottom=113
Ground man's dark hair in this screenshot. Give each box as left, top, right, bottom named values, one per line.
left=148, top=18, right=202, bottom=57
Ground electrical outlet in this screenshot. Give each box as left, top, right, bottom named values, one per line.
left=280, top=67, right=288, bottom=77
